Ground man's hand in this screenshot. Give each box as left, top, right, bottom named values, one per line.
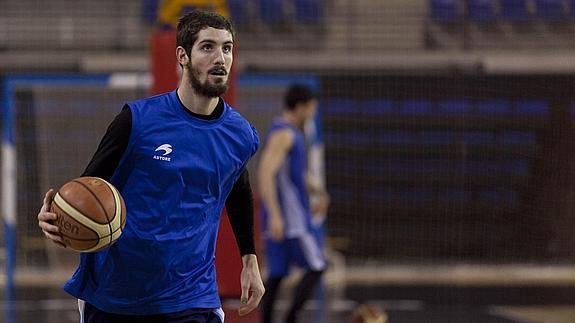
left=311, top=190, right=330, bottom=218
left=238, top=254, right=265, bottom=316
left=37, top=189, right=66, bottom=248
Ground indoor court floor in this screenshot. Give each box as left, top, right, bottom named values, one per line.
left=0, top=286, right=574, bottom=323
left=0, top=264, right=574, bottom=323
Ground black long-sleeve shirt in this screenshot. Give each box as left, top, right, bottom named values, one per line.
left=81, top=98, right=256, bottom=256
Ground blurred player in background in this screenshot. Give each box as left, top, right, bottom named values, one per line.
left=258, top=84, right=329, bottom=323
left=36, top=9, right=264, bottom=323
left=304, top=90, right=331, bottom=323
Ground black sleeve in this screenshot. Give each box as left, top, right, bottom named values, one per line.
left=82, top=105, right=132, bottom=181
left=225, top=170, right=256, bottom=256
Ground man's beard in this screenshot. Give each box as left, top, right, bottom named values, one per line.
left=187, top=62, right=228, bottom=98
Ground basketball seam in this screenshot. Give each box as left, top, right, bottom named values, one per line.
left=59, top=233, right=99, bottom=242
left=73, top=178, right=114, bottom=247
left=99, top=179, right=122, bottom=249
left=59, top=225, right=123, bottom=241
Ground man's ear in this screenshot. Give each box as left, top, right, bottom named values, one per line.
left=176, top=46, right=189, bottom=66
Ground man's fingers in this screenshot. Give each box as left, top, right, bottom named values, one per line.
left=240, top=282, right=249, bottom=304
left=42, top=189, right=55, bottom=209
left=45, top=188, right=55, bottom=200
left=40, top=189, right=56, bottom=214
left=42, top=230, right=63, bottom=243
left=38, top=220, right=59, bottom=234
left=238, top=283, right=265, bottom=316
left=37, top=210, right=58, bottom=224
left=41, top=228, right=66, bottom=249
left=37, top=189, right=65, bottom=249
left=52, top=240, right=66, bottom=248
left=238, top=291, right=264, bottom=316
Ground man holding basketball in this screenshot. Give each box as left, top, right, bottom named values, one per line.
left=258, top=84, right=329, bottom=323
left=37, top=9, right=264, bottom=323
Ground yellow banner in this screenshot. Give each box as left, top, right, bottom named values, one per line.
left=158, top=0, right=230, bottom=27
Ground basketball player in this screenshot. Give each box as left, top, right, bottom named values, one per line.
left=258, top=84, right=329, bottom=323
left=36, top=10, right=264, bottom=323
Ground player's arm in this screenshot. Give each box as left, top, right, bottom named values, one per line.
left=81, top=105, right=132, bottom=180
left=225, top=172, right=265, bottom=315
left=257, top=129, right=294, bottom=241
left=226, top=170, right=256, bottom=256
left=38, top=106, right=132, bottom=247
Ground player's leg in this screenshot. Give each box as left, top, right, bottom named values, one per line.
left=81, top=301, right=139, bottom=323
left=311, top=220, right=327, bottom=323
left=262, top=238, right=290, bottom=323
left=207, top=308, right=225, bottom=323
left=284, top=231, right=326, bottom=323
left=82, top=302, right=169, bottom=323
left=262, top=275, right=284, bottom=323
left=285, top=269, right=323, bottom=323
left=159, top=307, right=225, bottom=323
left=78, top=299, right=85, bottom=323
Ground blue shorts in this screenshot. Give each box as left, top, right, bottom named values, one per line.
left=79, top=300, right=224, bottom=323
left=265, top=228, right=326, bottom=278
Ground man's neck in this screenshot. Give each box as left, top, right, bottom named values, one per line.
left=177, top=84, right=219, bottom=116
left=281, top=112, right=304, bottom=129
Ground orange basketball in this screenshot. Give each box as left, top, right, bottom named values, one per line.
left=50, top=177, right=126, bottom=252
left=350, top=304, right=388, bottom=323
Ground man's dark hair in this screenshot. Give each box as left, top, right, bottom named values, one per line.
left=284, top=84, right=317, bottom=111
left=176, top=9, right=235, bottom=56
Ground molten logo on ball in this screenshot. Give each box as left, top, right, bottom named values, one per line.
left=57, top=215, right=80, bottom=235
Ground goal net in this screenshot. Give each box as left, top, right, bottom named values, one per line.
left=2, top=74, right=149, bottom=287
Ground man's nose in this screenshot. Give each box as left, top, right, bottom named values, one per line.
left=214, top=48, right=225, bottom=64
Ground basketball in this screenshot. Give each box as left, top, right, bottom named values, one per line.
left=50, top=177, right=126, bottom=252
left=350, top=304, right=388, bottom=323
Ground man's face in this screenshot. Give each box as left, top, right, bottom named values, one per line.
left=301, top=99, right=318, bottom=122
left=293, top=99, right=318, bottom=127
left=186, top=27, right=233, bottom=98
